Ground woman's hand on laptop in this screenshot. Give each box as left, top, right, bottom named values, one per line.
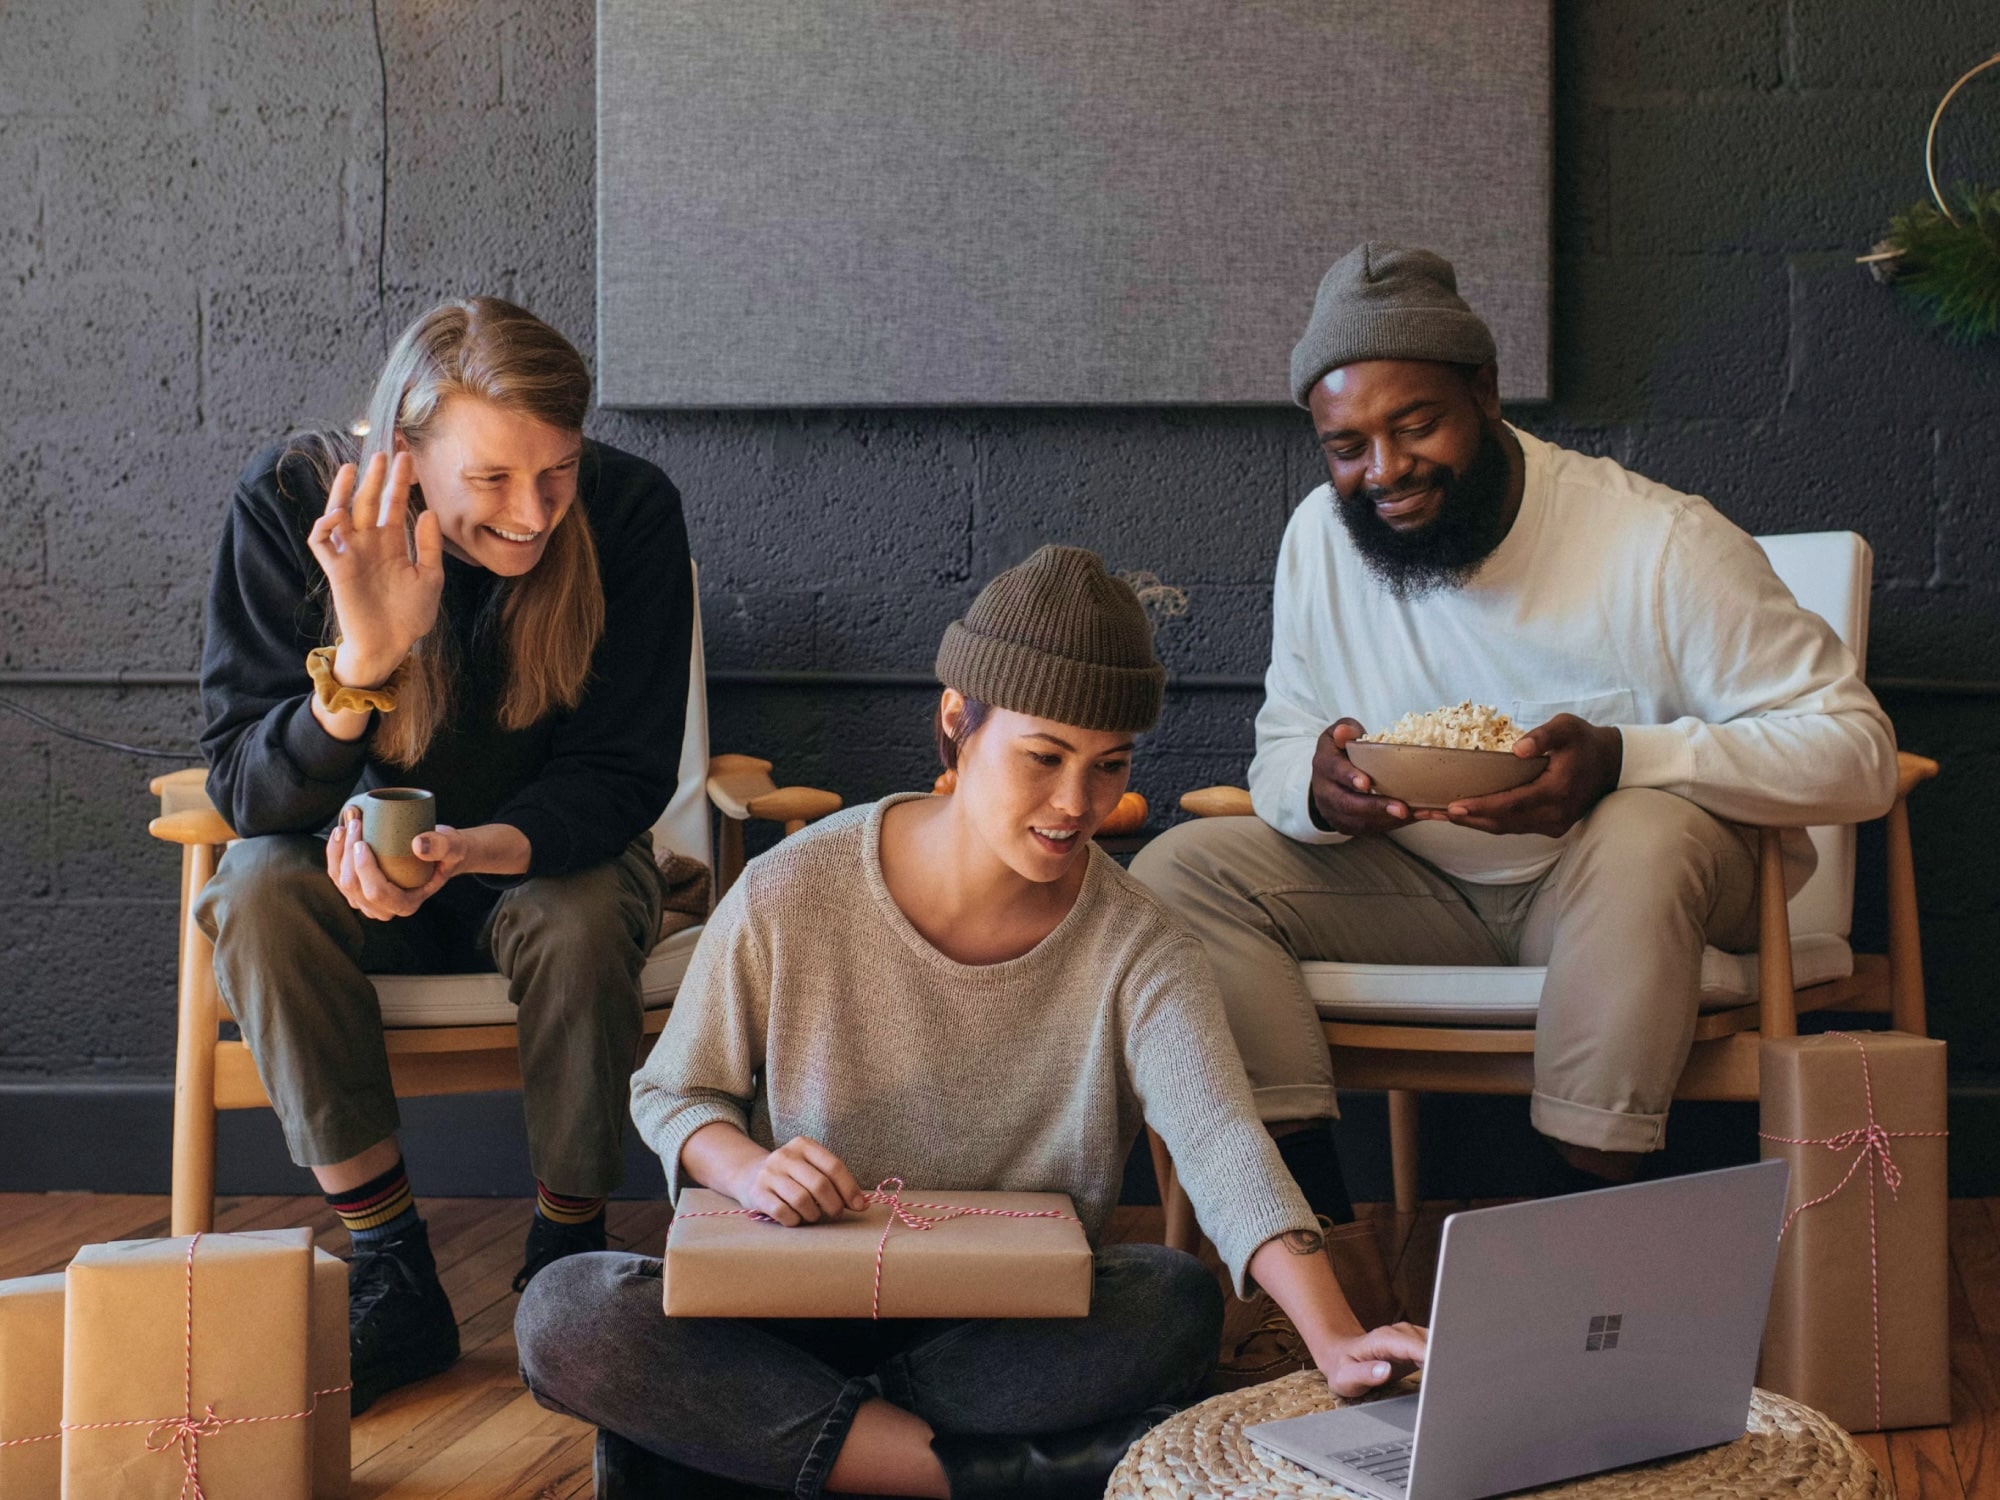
left=1314, top=1322, right=1429, bottom=1399
left=1250, top=1230, right=1427, bottom=1396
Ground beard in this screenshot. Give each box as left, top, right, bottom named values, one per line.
left=1333, top=424, right=1515, bottom=600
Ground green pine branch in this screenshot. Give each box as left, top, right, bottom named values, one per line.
left=1886, top=186, right=2000, bottom=344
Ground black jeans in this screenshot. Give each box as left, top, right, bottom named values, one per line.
left=515, top=1242, right=1223, bottom=1497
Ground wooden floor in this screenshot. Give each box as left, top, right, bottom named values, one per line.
left=6, top=1192, right=1997, bottom=1498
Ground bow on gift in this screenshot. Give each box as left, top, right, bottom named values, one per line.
left=0, top=1234, right=349, bottom=1500
left=1758, top=1031, right=1949, bottom=1432
left=677, top=1176, right=1081, bottom=1319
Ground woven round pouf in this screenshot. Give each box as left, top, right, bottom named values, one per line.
left=1108, top=1372, right=1885, bottom=1499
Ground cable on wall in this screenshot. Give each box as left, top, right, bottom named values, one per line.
left=0, top=697, right=196, bottom=761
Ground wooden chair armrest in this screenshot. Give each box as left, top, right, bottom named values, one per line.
left=149, top=766, right=211, bottom=798
left=705, top=753, right=841, bottom=825
left=1179, top=785, right=1255, bottom=819
left=705, top=753, right=776, bottom=820
left=1897, top=750, right=1939, bottom=800
left=149, top=808, right=237, bottom=846
left=706, top=752, right=843, bottom=903
left=746, top=786, right=844, bottom=824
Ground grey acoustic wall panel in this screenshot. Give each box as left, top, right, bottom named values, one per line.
left=598, top=2, right=1550, bottom=407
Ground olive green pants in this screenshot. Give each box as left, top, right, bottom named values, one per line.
left=1131, top=789, right=1760, bottom=1154
left=195, top=832, right=666, bottom=1196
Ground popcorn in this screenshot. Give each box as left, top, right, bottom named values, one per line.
left=1362, top=701, right=1522, bottom=752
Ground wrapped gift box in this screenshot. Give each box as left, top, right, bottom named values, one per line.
left=0, top=1274, right=65, bottom=1498
left=64, top=1228, right=315, bottom=1499
left=665, top=1187, right=1092, bottom=1319
left=1759, top=1031, right=1948, bottom=1433
left=309, top=1248, right=350, bottom=1500
left=0, top=1236, right=349, bottom=1500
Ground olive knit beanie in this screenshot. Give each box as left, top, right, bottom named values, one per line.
left=935, top=545, right=1165, bottom=733
left=1289, top=242, right=1498, bottom=407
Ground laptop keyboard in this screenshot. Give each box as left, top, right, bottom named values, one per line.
left=1332, top=1438, right=1413, bottom=1492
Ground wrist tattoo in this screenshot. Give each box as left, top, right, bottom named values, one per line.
left=1281, top=1228, right=1326, bottom=1256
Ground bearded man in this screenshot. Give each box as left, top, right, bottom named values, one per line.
left=1133, top=242, right=1898, bottom=1214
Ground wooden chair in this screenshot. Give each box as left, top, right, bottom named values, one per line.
left=149, top=564, right=841, bottom=1235
left=1153, top=531, right=1939, bottom=1244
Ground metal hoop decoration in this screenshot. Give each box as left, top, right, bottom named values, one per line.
left=1925, top=50, right=2000, bottom=224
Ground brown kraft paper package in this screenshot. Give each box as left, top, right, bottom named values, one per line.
left=665, top=1187, right=1093, bottom=1319
left=0, top=1274, right=66, bottom=1498
left=63, top=1229, right=314, bottom=1499
left=1759, top=1031, right=1948, bottom=1433
left=0, top=1238, right=346, bottom=1500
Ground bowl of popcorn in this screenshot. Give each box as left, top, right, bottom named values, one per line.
left=1344, top=702, right=1548, bottom=810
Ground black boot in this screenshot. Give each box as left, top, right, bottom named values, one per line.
left=930, top=1406, right=1177, bottom=1500
left=513, top=1211, right=609, bottom=1293
left=1541, top=1140, right=1647, bottom=1198
left=1275, top=1122, right=1356, bottom=1224
left=593, top=1429, right=767, bottom=1498
left=348, top=1219, right=460, bottom=1415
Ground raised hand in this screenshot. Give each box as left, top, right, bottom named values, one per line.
left=1309, top=718, right=1413, bottom=833
left=306, top=451, right=445, bottom=687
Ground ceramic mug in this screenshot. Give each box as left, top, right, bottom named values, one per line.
left=360, top=787, right=437, bottom=889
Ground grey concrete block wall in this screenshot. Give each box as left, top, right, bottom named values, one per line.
left=1, top=1, right=1996, bottom=1096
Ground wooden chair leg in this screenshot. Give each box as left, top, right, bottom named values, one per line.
left=1755, top=827, right=1799, bottom=1040
left=1388, top=1090, right=1421, bottom=1215
left=1885, top=796, right=1928, bottom=1036
left=1146, top=1127, right=1173, bottom=1215
left=1164, top=1169, right=1200, bottom=1256
left=716, top=815, right=746, bottom=902
left=170, top=842, right=222, bottom=1235
left=1146, top=1129, right=1201, bottom=1255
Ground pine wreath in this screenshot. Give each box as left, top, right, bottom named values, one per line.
left=1874, top=188, right=2000, bottom=343
left=1864, top=51, right=2000, bottom=346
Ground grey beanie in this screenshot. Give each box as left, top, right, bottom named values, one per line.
left=1288, top=242, right=1497, bottom=407
left=935, top=545, right=1165, bottom=733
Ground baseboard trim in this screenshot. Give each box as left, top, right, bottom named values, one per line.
left=4, top=1078, right=1993, bottom=1200
left=0, top=1082, right=666, bottom=1198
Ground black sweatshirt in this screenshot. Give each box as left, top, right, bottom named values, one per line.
left=200, top=439, right=694, bottom=886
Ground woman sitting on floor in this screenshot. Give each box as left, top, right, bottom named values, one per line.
left=197, top=297, right=693, bottom=1413
left=516, top=546, right=1427, bottom=1500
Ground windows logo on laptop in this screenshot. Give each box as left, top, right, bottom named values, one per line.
left=1584, top=1313, right=1622, bottom=1352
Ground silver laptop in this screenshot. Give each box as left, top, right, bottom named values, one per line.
left=1246, top=1160, right=1789, bottom=1500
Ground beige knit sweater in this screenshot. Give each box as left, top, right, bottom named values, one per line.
left=631, top=795, right=1317, bottom=1295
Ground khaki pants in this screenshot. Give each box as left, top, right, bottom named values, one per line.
left=1131, top=789, right=1759, bottom=1154
left=195, top=832, right=666, bottom=1195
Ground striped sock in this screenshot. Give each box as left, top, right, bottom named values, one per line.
left=327, top=1159, right=421, bottom=1246
left=535, top=1183, right=606, bottom=1228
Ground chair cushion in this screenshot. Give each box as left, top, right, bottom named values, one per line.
left=371, top=924, right=704, bottom=1028
left=1305, top=932, right=1854, bottom=1027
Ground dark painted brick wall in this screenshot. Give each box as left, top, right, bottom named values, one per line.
left=1, top=1, right=1996, bottom=1084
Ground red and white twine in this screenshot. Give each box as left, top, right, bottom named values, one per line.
left=1757, top=1031, right=1948, bottom=1431
left=0, top=1233, right=350, bottom=1500
left=676, top=1176, right=1080, bottom=1319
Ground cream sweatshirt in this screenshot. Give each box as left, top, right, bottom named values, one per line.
left=630, top=795, right=1318, bottom=1295
left=1250, top=426, right=1899, bottom=886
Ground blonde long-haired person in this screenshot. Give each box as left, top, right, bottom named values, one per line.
left=516, top=548, right=1424, bottom=1500
left=195, top=298, right=693, bottom=1414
